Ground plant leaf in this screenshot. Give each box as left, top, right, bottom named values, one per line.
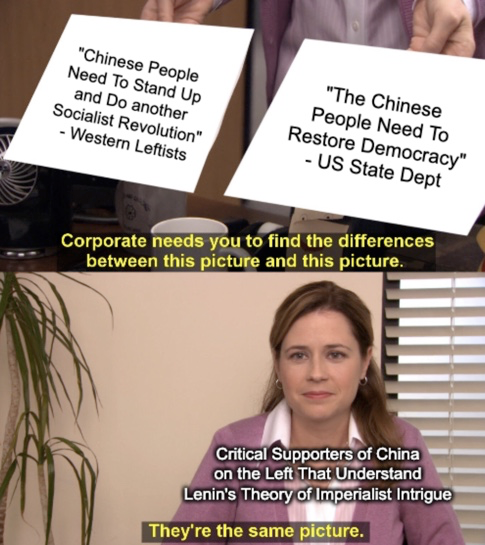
left=44, top=445, right=55, bottom=545
left=0, top=460, right=17, bottom=500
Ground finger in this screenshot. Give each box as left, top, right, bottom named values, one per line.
left=419, top=12, right=456, bottom=52
left=175, top=0, right=213, bottom=24
left=141, top=0, right=175, bottom=22
left=157, top=0, right=176, bottom=21
left=441, top=33, right=476, bottom=56
left=417, top=6, right=470, bottom=54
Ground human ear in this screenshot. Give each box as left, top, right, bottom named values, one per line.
left=361, top=347, right=372, bottom=380
left=272, top=350, right=280, bottom=379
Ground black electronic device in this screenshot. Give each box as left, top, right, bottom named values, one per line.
left=0, top=119, right=72, bottom=259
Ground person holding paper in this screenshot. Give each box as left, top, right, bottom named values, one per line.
left=141, top=1, right=484, bottom=98
left=141, top=0, right=484, bottom=226
left=171, top=281, right=465, bottom=545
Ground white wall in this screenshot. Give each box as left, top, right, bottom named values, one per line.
left=0, top=272, right=383, bottom=544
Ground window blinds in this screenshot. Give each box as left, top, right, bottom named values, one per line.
left=384, top=273, right=485, bottom=545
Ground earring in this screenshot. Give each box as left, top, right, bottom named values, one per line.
left=359, top=376, right=368, bottom=386
left=275, top=378, right=283, bottom=390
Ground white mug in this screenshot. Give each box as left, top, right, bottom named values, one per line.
left=115, top=182, right=187, bottom=232
left=150, top=217, right=257, bottom=272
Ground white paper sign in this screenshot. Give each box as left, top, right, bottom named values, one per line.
left=5, top=15, right=253, bottom=192
left=225, top=40, right=485, bottom=235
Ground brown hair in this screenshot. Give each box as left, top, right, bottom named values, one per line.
left=262, top=281, right=401, bottom=450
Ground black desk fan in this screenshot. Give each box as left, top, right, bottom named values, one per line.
left=0, top=118, right=72, bottom=258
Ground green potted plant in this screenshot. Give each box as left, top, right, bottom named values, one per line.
left=0, top=272, right=109, bottom=545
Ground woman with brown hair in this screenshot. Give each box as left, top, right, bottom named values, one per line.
left=173, top=281, right=464, bottom=545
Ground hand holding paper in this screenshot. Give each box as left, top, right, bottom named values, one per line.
left=141, top=0, right=213, bottom=24
left=224, top=40, right=485, bottom=235
left=5, top=15, right=253, bottom=194
left=410, top=0, right=475, bottom=56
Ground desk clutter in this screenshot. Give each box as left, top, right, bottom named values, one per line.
left=0, top=119, right=72, bottom=259
left=1, top=119, right=483, bottom=271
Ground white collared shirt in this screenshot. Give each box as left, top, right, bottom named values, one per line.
left=261, top=400, right=366, bottom=524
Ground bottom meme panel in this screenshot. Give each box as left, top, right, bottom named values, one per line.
left=0, top=272, right=483, bottom=545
